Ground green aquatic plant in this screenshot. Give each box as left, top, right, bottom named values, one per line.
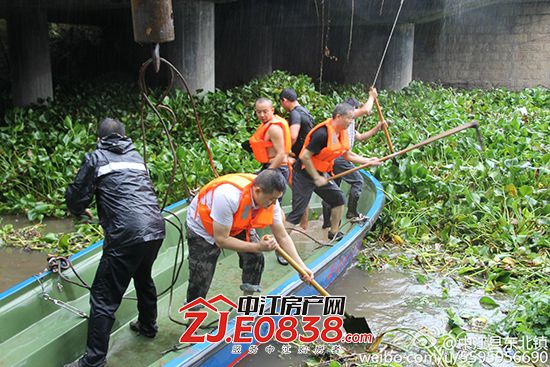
left=0, top=71, right=548, bottom=341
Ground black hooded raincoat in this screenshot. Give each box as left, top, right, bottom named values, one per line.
left=65, top=134, right=165, bottom=247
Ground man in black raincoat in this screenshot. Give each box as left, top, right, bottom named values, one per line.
left=64, top=118, right=165, bottom=367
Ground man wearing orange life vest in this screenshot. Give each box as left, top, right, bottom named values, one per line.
left=185, top=170, right=313, bottom=304
left=286, top=103, right=381, bottom=241
left=321, top=90, right=386, bottom=229
left=249, top=98, right=292, bottom=189
left=250, top=98, right=293, bottom=266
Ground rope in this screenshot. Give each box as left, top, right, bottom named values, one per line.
left=138, top=57, right=220, bottom=208
left=161, top=343, right=192, bottom=355
left=346, top=0, right=355, bottom=62
left=51, top=214, right=186, bottom=305
left=285, top=215, right=368, bottom=250
left=48, top=256, right=91, bottom=290
left=161, top=209, right=191, bottom=326
left=319, top=0, right=326, bottom=91
left=285, top=227, right=328, bottom=247
left=123, top=212, right=187, bottom=304
left=46, top=55, right=215, bottom=326
left=372, top=0, right=405, bottom=88
left=138, top=61, right=189, bottom=208
left=160, top=210, right=187, bottom=298
left=35, top=53, right=220, bottom=328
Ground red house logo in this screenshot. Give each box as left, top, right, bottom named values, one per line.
left=179, top=294, right=238, bottom=313
left=178, top=294, right=238, bottom=344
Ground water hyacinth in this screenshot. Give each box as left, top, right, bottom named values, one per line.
left=0, top=71, right=547, bottom=341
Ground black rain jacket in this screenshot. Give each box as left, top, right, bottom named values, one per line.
left=65, top=134, right=165, bottom=248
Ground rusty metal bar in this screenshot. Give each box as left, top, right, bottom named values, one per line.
left=130, top=0, right=175, bottom=44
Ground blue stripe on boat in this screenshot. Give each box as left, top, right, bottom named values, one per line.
left=0, top=198, right=190, bottom=302
left=163, top=170, right=384, bottom=367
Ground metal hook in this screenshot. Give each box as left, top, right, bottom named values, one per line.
left=153, top=43, right=160, bottom=73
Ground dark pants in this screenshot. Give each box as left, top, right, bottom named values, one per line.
left=80, top=239, right=163, bottom=367
left=286, top=163, right=345, bottom=225
left=186, top=228, right=264, bottom=303
left=322, top=157, right=364, bottom=227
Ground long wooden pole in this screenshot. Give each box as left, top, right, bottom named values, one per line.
left=275, top=245, right=330, bottom=296
left=373, top=94, right=395, bottom=154
left=368, top=0, right=404, bottom=154
left=328, top=120, right=481, bottom=182
left=274, top=241, right=373, bottom=334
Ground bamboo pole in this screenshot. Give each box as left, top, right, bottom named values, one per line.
left=328, top=120, right=482, bottom=182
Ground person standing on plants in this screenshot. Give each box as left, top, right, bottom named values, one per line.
left=279, top=88, right=315, bottom=232
left=286, top=103, right=381, bottom=242
left=64, top=118, right=165, bottom=367
left=321, top=88, right=386, bottom=229
left=184, top=169, right=313, bottom=304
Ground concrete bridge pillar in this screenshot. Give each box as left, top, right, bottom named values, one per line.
left=8, top=8, right=53, bottom=106
left=166, top=0, right=215, bottom=93
left=215, top=0, right=272, bottom=89
left=381, top=23, right=414, bottom=91
left=247, top=24, right=272, bottom=80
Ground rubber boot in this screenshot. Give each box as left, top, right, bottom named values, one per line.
left=346, top=195, right=360, bottom=219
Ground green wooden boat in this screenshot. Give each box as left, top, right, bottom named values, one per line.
left=0, top=170, right=384, bottom=367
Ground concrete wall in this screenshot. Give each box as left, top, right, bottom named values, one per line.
left=414, top=2, right=550, bottom=89
left=2, top=0, right=548, bottom=106
left=8, top=8, right=53, bottom=105
left=381, top=23, right=414, bottom=90
left=167, top=0, right=215, bottom=93
left=342, top=24, right=416, bottom=90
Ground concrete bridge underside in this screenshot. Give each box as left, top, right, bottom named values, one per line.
left=0, top=0, right=547, bottom=105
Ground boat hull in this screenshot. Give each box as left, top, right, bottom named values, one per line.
left=0, top=170, right=384, bottom=367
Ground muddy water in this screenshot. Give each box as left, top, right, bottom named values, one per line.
left=240, top=266, right=513, bottom=367
left=1, top=214, right=75, bottom=233
left=0, top=247, right=49, bottom=292
left=0, top=216, right=520, bottom=365
left=0, top=215, right=75, bottom=292
left=336, top=267, right=510, bottom=332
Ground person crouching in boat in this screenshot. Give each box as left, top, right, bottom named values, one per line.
left=64, top=118, right=165, bottom=367
left=285, top=103, right=382, bottom=242
left=185, top=169, right=314, bottom=304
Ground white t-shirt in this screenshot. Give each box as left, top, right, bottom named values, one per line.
left=186, top=183, right=282, bottom=244
left=346, top=121, right=356, bottom=149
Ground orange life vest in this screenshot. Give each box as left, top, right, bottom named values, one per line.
left=300, top=118, right=350, bottom=173
left=195, top=173, right=275, bottom=238
left=249, top=115, right=291, bottom=164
